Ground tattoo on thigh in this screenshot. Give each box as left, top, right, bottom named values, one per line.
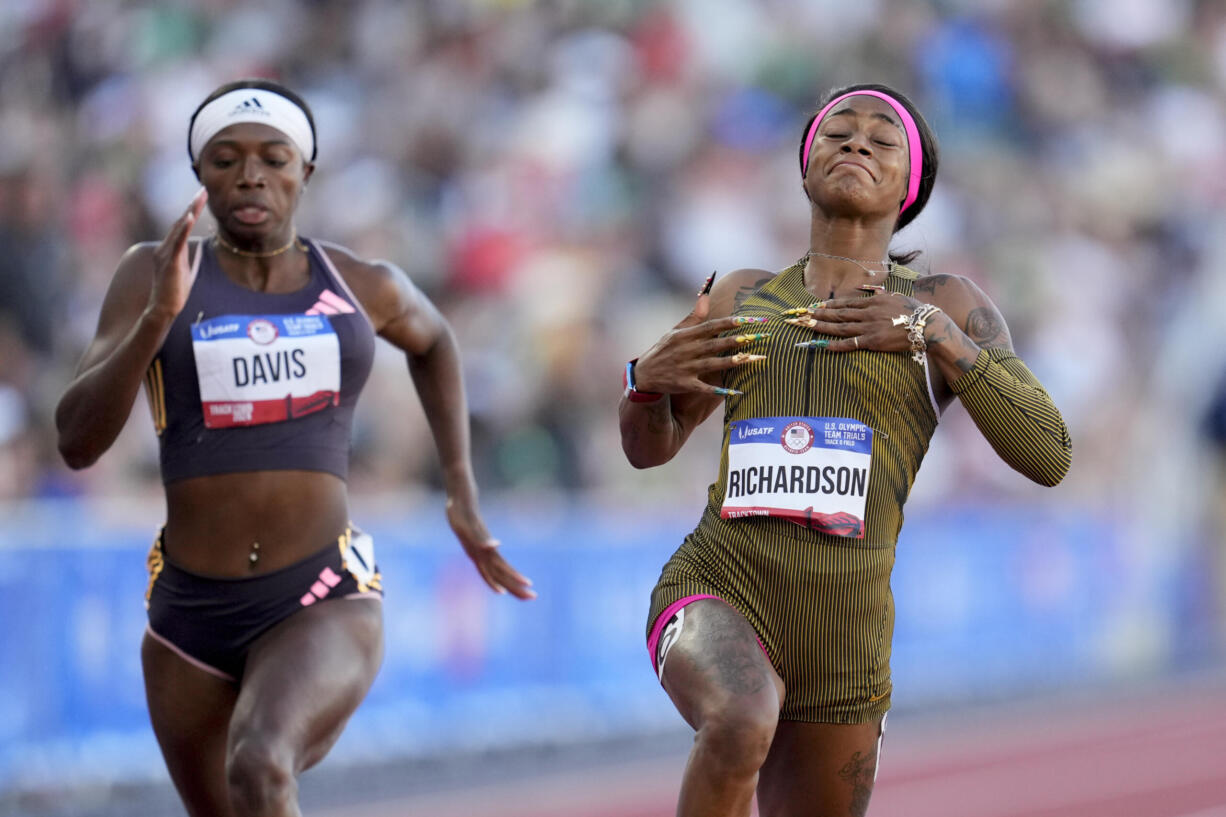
left=837, top=750, right=876, bottom=817
left=704, top=616, right=767, bottom=696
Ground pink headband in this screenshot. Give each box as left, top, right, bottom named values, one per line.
left=801, top=90, right=923, bottom=214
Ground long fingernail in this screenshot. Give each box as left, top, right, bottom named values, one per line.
left=732, top=353, right=768, bottom=364
left=784, top=317, right=817, bottom=328
left=714, top=387, right=743, bottom=396
left=782, top=306, right=813, bottom=316
left=735, top=333, right=770, bottom=344
left=796, top=339, right=830, bottom=349
left=698, top=270, right=717, bottom=296
left=732, top=316, right=768, bottom=324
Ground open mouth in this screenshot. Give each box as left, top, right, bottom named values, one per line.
left=232, top=206, right=269, bottom=225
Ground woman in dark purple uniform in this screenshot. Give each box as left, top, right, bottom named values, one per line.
left=55, top=78, right=534, bottom=817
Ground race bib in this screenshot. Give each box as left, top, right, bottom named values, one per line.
left=191, top=314, right=340, bottom=429
left=721, top=416, right=872, bottom=538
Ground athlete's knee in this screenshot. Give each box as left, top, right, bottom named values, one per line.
left=694, top=694, right=779, bottom=777
left=226, top=733, right=296, bottom=817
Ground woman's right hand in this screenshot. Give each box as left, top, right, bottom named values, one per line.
left=147, top=188, right=208, bottom=319
left=631, top=293, right=769, bottom=396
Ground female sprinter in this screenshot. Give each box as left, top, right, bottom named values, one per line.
left=620, top=83, right=1071, bottom=817
left=56, top=79, right=534, bottom=817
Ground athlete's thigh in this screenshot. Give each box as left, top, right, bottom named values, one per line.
left=231, top=597, right=384, bottom=771
left=659, top=599, right=784, bottom=729
left=757, top=717, right=885, bottom=817
left=142, top=632, right=240, bottom=817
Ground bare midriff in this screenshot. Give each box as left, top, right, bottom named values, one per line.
left=163, top=470, right=349, bottom=576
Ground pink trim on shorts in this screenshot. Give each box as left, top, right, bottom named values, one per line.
left=647, top=594, right=771, bottom=679
left=144, top=624, right=236, bottom=683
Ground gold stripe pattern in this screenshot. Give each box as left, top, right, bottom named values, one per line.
left=648, top=261, right=935, bottom=724
left=144, top=359, right=167, bottom=435
left=144, top=533, right=165, bottom=608
left=949, top=349, right=1072, bottom=486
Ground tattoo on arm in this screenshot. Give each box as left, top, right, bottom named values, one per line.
left=964, top=306, right=1010, bottom=350
left=732, top=275, right=774, bottom=312
left=913, top=273, right=956, bottom=298
left=644, top=397, right=673, bottom=435
left=926, top=314, right=981, bottom=374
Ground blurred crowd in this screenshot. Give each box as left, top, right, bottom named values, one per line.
left=3, top=0, right=1226, bottom=533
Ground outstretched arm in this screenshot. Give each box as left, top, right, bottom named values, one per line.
left=336, top=252, right=535, bottom=599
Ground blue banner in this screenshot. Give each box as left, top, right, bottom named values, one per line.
left=0, top=498, right=1178, bottom=791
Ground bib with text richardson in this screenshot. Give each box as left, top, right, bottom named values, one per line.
left=721, top=416, right=872, bottom=538
left=191, top=314, right=340, bottom=429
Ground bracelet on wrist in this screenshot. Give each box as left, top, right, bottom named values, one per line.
left=623, top=359, right=663, bottom=403
left=905, top=304, right=942, bottom=365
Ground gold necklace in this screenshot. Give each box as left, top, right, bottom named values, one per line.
left=804, top=250, right=894, bottom=277
left=214, top=231, right=305, bottom=258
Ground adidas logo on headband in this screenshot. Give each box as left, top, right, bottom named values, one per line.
left=190, top=87, right=316, bottom=162
left=229, top=97, right=270, bottom=117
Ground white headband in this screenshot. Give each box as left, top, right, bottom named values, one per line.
left=189, top=88, right=315, bottom=163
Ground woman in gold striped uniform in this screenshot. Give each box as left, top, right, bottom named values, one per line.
left=620, top=83, right=1071, bottom=817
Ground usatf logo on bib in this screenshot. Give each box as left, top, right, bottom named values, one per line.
left=722, top=416, right=872, bottom=538
left=191, top=313, right=341, bottom=429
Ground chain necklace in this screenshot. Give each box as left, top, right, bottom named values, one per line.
left=803, top=249, right=895, bottom=278
left=213, top=231, right=305, bottom=258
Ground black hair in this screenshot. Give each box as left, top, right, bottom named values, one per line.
left=187, top=78, right=317, bottom=163
left=798, top=83, right=939, bottom=262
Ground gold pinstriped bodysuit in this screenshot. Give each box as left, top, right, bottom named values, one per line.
left=648, top=260, right=939, bottom=724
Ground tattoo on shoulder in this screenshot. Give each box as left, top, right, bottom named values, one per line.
left=913, top=274, right=957, bottom=297
left=964, top=306, right=1010, bottom=349
left=732, top=275, right=775, bottom=311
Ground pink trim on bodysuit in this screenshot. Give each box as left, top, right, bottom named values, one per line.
left=145, top=624, right=237, bottom=682
left=646, top=594, right=771, bottom=680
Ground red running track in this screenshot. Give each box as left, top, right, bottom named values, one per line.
left=316, top=681, right=1226, bottom=817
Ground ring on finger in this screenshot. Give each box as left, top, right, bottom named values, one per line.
left=853, top=336, right=860, bottom=349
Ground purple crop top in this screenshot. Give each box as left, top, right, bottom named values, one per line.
left=148, top=238, right=376, bottom=483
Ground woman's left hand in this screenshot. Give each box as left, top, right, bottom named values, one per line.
left=787, top=289, right=926, bottom=353
left=447, top=497, right=537, bottom=600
